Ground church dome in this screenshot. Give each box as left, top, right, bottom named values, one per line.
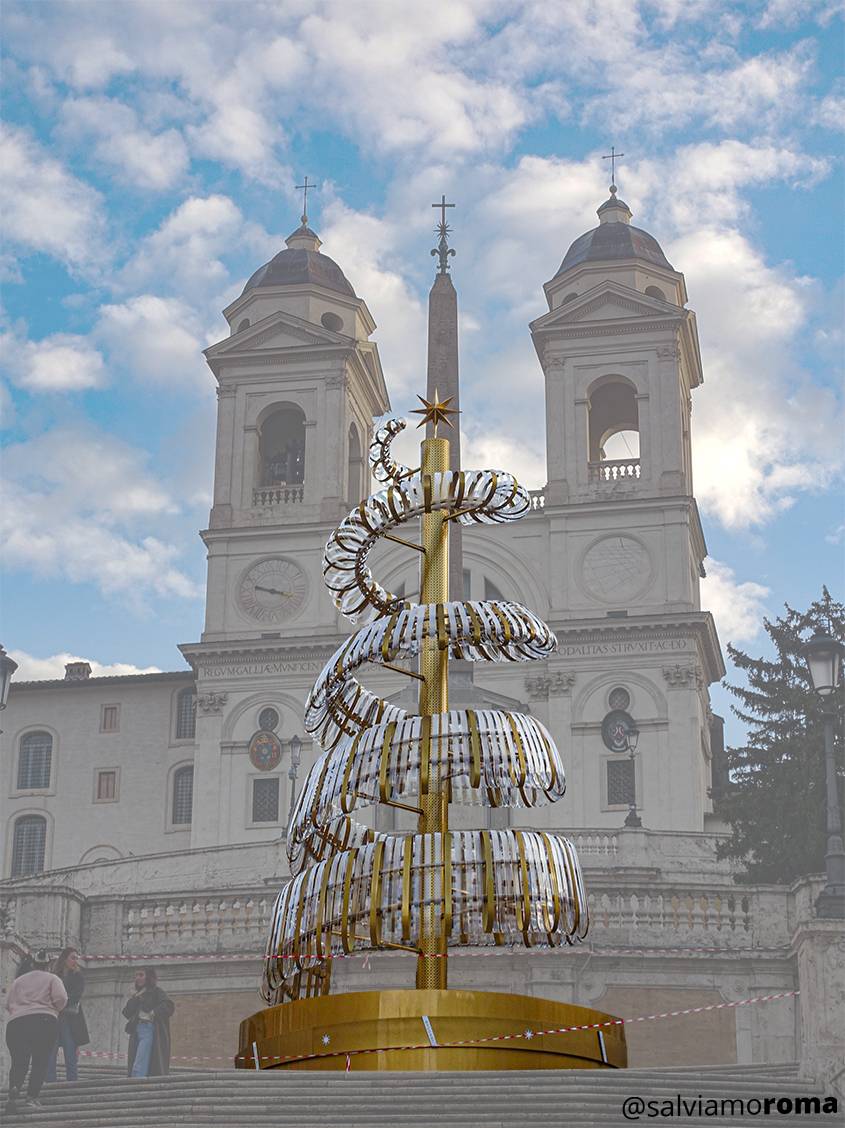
left=241, top=222, right=357, bottom=298
left=555, top=188, right=673, bottom=276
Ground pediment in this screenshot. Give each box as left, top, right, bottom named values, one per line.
left=205, top=310, right=351, bottom=359
left=532, top=282, right=685, bottom=332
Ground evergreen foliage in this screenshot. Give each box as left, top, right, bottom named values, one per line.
left=715, top=587, right=844, bottom=883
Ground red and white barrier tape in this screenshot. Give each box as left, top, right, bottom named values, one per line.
left=76, top=989, right=799, bottom=1069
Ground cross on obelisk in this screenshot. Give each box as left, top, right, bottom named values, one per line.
left=601, top=146, right=624, bottom=188
left=295, top=175, right=314, bottom=225
left=431, top=195, right=456, bottom=275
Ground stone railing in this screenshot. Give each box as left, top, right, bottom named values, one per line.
left=121, top=892, right=274, bottom=953
left=529, top=491, right=545, bottom=510
left=253, top=484, right=304, bottom=506
left=570, top=831, right=619, bottom=857
left=588, top=459, right=640, bottom=483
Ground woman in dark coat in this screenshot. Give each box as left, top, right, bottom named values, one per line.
left=122, top=968, right=175, bottom=1077
left=46, top=947, right=89, bottom=1082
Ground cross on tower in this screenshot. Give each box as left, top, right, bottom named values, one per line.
left=432, top=194, right=455, bottom=229
left=601, top=146, right=624, bottom=188
left=295, top=176, right=314, bottom=225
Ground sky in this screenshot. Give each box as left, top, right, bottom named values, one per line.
left=1, top=0, right=843, bottom=742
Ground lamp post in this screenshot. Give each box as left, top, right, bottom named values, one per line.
left=286, top=734, right=303, bottom=835
left=0, top=644, right=18, bottom=734
left=623, top=726, right=642, bottom=828
left=801, top=632, right=845, bottom=919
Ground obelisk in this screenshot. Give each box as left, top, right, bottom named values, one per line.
left=426, top=196, right=463, bottom=600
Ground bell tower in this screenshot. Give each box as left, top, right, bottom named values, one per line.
left=525, top=185, right=724, bottom=832
left=198, top=217, right=389, bottom=644
left=180, top=213, right=389, bottom=849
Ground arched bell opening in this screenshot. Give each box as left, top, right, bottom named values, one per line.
left=587, top=376, right=641, bottom=483
left=259, top=405, right=306, bottom=489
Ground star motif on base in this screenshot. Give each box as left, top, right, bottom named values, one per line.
left=410, top=389, right=460, bottom=433
left=524, top=1029, right=534, bottom=1040
left=321, top=1033, right=331, bottom=1045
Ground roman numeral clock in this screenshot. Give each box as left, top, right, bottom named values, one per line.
left=238, top=558, right=309, bottom=624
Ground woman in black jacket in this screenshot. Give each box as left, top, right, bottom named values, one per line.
left=46, top=948, right=89, bottom=1082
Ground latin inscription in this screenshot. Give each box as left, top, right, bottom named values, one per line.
left=203, top=660, right=321, bottom=678
left=558, top=638, right=686, bottom=658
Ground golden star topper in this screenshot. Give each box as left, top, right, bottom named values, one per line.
left=410, top=389, right=460, bottom=435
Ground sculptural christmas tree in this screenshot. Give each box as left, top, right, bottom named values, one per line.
left=237, top=398, right=626, bottom=1071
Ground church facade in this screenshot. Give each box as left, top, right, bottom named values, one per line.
left=1, top=193, right=839, bottom=1082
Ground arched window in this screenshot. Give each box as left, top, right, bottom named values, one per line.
left=171, top=765, right=194, bottom=826
left=645, top=285, right=665, bottom=300
left=17, top=731, right=52, bottom=790
left=347, top=423, right=363, bottom=508
left=175, top=688, right=196, bottom=740
left=561, top=292, right=578, bottom=304
left=587, top=377, right=640, bottom=478
left=259, top=405, right=306, bottom=487
left=237, top=318, right=251, bottom=332
left=11, top=815, right=47, bottom=877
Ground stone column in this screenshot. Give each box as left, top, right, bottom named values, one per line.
left=793, top=903, right=845, bottom=1095
left=210, top=385, right=236, bottom=528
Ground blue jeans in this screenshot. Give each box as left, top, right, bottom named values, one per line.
left=46, top=1017, right=78, bottom=1083
left=131, top=1021, right=154, bottom=1078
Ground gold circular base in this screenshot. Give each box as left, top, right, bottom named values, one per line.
left=236, top=989, right=626, bottom=1071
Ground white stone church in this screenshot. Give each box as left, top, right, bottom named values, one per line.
left=1, top=189, right=840, bottom=1083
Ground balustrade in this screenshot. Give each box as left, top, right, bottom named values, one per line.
left=253, top=484, right=304, bottom=506
left=588, top=459, right=641, bottom=483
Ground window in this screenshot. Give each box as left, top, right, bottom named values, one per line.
left=175, top=688, right=196, bottom=740
left=237, top=318, right=250, bottom=332
left=258, top=706, right=280, bottom=732
left=101, top=704, right=120, bottom=733
left=645, top=285, right=665, bottom=300
left=96, top=770, right=118, bottom=802
left=17, top=732, right=52, bottom=790
left=11, top=815, right=47, bottom=877
left=587, top=376, right=640, bottom=466
left=171, top=765, right=194, bottom=825
left=607, top=759, right=635, bottom=806
left=462, top=569, right=472, bottom=599
left=252, top=777, right=280, bottom=823
left=608, top=687, right=631, bottom=711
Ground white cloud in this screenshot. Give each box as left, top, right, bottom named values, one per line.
left=119, top=195, right=274, bottom=301
left=1, top=329, right=106, bottom=392
left=1, top=426, right=199, bottom=603
left=60, top=96, right=190, bottom=190
left=321, top=200, right=427, bottom=398
left=95, top=295, right=212, bottom=394
left=0, top=124, right=108, bottom=275
left=9, top=650, right=162, bottom=682
left=701, top=558, right=770, bottom=644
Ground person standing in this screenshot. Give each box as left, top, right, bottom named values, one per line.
left=122, top=969, right=174, bottom=1078
left=4, top=949, right=67, bottom=1113
left=46, top=947, right=89, bottom=1083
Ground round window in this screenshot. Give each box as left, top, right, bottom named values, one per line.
left=321, top=311, right=343, bottom=332
left=608, top=687, right=630, bottom=711
left=258, top=706, right=280, bottom=732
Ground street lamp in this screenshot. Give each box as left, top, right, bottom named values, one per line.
left=287, top=734, right=303, bottom=834
left=623, top=726, right=642, bottom=828
left=0, top=644, right=18, bottom=711
left=801, top=633, right=845, bottom=919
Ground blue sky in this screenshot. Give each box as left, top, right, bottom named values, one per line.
left=1, top=0, right=843, bottom=741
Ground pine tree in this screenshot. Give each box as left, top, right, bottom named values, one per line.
left=715, top=587, right=844, bottom=884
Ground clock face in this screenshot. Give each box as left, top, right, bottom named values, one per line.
left=238, top=558, right=308, bottom=623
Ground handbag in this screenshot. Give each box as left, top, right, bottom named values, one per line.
left=67, top=1006, right=90, bottom=1047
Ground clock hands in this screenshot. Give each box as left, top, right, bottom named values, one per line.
left=255, top=584, right=294, bottom=597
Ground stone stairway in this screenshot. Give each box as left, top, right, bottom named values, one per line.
left=5, top=1063, right=838, bottom=1128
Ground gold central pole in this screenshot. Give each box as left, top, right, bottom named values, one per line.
left=416, top=435, right=449, bottom=990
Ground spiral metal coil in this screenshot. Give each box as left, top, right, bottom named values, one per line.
left=262, top=419, right=589, bottom=1004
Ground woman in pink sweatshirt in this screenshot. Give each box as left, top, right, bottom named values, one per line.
left=4, top=949, right=67, bottom=1112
